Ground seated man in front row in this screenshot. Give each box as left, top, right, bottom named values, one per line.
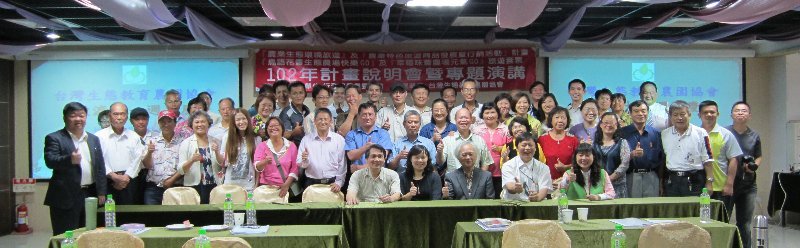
left=346, top=144, right=402, bottom=205
left=443, top=142, right=495, bottom=199
left=501, top=133, right=552, bottom=202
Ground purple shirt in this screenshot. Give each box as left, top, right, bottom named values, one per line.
left=296, top=132, right=348, bottom=187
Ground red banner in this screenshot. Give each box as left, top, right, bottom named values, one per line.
left=253, top=48, right=536, bottom=92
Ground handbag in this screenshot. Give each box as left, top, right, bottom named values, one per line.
left=272, top=151, right=301, bottom=197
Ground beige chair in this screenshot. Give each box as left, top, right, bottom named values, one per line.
left=209, top=184, right=248, bottom=204
left=252, top=185, right=289, bottom=203
left=302, top=184, right=345, bottom=203
left=162, top=187, right=201, bottom=205
left=638, top=221, right=711, bottom=248
left=75, top=229, right=144, bottom=248
left=502, top=219, right=571, bottom=248
left=182, top=237, right=252, bottom=248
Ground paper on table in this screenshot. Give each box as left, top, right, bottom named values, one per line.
left=644, top=219, right=679, bottom=224
left=230, top=225, right=270, bottom=235
left=127, top=228, right=151, bottom=235
left=609, top=218, right=653, bottom=227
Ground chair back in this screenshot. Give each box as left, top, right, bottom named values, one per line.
left=162, top=187, right=201, bottom=205
left=75, top=229, right=144, bottom=248
left=502, top=219, right=571, bottom=248
left=252, top=185, right=289, bottom=203
left=302, top=184, right=344, bottom=203
left=182, top=237, right=252, bottom=248
left=209, top=184, right=248, bottom=204
left=638, top=221, right=711, bottom=248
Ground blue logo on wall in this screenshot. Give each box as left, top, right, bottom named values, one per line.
left=123, top=65, right=147, bottom=85
left=632, top=63, right=654, bottom=81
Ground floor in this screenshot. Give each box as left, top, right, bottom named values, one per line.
left=3, top=221, right=800, bottom=247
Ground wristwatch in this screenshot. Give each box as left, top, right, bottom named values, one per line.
left=706, top=177, right=714, bottom=182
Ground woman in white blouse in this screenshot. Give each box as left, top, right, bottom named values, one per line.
left=178, top=110, right=222, bottom=204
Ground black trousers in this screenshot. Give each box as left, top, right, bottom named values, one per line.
left=108, top=171, right=142, bottom=205
left=664, top=170, right=706, bottom=197
left=50, top=184, right=96, bottom=235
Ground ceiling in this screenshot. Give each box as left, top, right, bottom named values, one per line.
left=1, top=0, right=798, bottom=45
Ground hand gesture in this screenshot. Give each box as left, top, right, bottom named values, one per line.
left=433, top=130, right=442, bottom=143
left=442, top=182, right=452, bottom=198
left=398, top=147, right=409, bottom=160
left=278, top=184, right=289, bottom=198
left=380, top=96, right=388, bottom=108
left=492, top=145, right=503, bottom=153
left=382, top=117, right=391, bottom=130
left=528, top=189, right=542, bottom=202
left=586, top=194, right=600, bottom=201
left=436, top=142, right=444, bottom=154
left=191, top=150, right=203, bottom=163
left=147, top=140, right=156, bottom=154
left=301, top=150, right=309, bottom=161
left=362, top=137, right=375, bottom=149
left=346, top=194, right=360, bottom=205
left=568, top=171, right=576, bottom=183
left=556, top=158, right=568, bottom=171
left=264, top=154, right=273, bottom=165
left=71, top=149, right=82, bottom=165
left=511, top=177, right=523, bottom=193
left=409, top=182, right=418, bottom=196
left=583, top=136, right=592, bottom=144
left=632, top=142, right=644, bottom=158
left=378, top=194, right=393, bottom=203
left=210, top=142, right=219, bottom=153
left=293, top=122, right=303, bottom=134
left=501, top=147, right=509, bottom=159
left=330, top=184, right=341, bottom=193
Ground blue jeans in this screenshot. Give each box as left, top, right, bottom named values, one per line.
left=732, top=185, right=757, bottom=248
left=143, top=183, right=166, bottom=205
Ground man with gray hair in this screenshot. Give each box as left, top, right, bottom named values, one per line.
left=388, top=110, right=436, bottom=174
left=661, top=100, right=714, bottom=197
left=437, top=108, right=493, bottom=174
left=442, top=142, right=495, bottom=199
left=164, top=89, right=184, bottom=123
left=96, top=102, right=146, bottom=204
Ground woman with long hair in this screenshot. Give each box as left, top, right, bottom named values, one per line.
left=419, top=98, right=457, bottom=146
left=592, top=112, right=629, bottom=198
left=558, top=143, right=616, bottom=200
left=568, top=98, right=599, bottom=143
left=177, top=110, right=221, bottom=204
left=535, top=93, right=558, bottom=132
left=539, top=107, right=579, bottom=181
left=221, top=108, right=258, bottom=191
left=254, top=117, right=299, bottom=199
left=473, top=102, right=512, bottom=198
left=494, top=93, right=514, bottom=123
left=400, top=145, right=443, bottom=201
left=251, top=95, right=275, bottom=140
left=506, top=92, right=544, bottom=136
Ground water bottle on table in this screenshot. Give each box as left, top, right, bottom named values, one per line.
left=557, top=188, right=568, bottom=223
left=246, top=192, right=257, bottom=226
left=610, top=224, right=626, bottom=248
left=61, top=230, right=76, bottom=248
left=195, top=228, right=210, bottom=248
left=223, top=193, right=234, bottom=227
left=699, top=188, right=711, bottom=223
left=105, top=194, right=116, bottom=228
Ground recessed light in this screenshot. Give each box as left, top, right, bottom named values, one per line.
left=46, top=33, right=60, bottom=39
left=545, top=7, right=562, bottom=12
left=407, top=0, right=467, bottom=7
left=270, top=32, right=283, bottom=38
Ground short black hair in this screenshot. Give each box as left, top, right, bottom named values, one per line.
left=258, top=84, right=274, bottom=96
left=514, top=132, right=537, bottom=148
left=187, top=97, right=208, bottom=112
left=594, top=88, right=612, bottom=100
left=367, top=80, right=382, bottom=90
left=358, top=102, right=377, bottom=114
left=411, top=84, right=430, bottom=93
left=97, top=109, right=110, bottom=123
left=273, top=80, right=290, bottom=90
left=289, top=81, right=306, bottom=93
left=333, top=83, right=346, bottom=90
left=511, top=92, right=532, bottom=113
left=547, top=106, right=571, bottom=128
left=315, top=107, right=333, bottom=119
left=698, top=100, right=718, bottom=113
left=628, top=100, right=649, bottom=113
left=478, top=102, right=500, bottom=119
left=568, top=79, right=585, bottom=91
left=312, top=84, right=332, bottom=100
left=365, top=144, right=387, bottom=160
left=579, top=98, right=598, bottom=111
left=197, top=91, right=212, bottom=101
left=345, top=84, right=362, bottom=94
left=730, top=101, right=750, bottom=113
left=63, top=102, right=88, bottom=118
left=440, top=86, right=456, bottom=97
left=611, top=93, right=627, bottom=104
left=639, top=81, right=657, bottom=94
left=529, top=81, right=545, bottom=93
left=430, top=98, right=450, bottom=123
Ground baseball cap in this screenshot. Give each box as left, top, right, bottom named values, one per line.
left=390, top=82, right=407, bottom=93
left=130, top=107, right=149, bottom=119
left=157, top=110, right=177, bottom=120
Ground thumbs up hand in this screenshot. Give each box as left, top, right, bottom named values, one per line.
left=409, top=182, right=418, bottom=196
left=301, top=149, right=309, bottom=161
left=382, top=117, right=391, bottom=130
left=147, top=140, right=156, bottom=154
left=632, top=142, right=644, bottom=158
left=71, top=149, right=82, bottom=165
left=556, top=158, right=569, bottom=171
left=568, top=171, right=577, bottom=183
left=511, top=177, right=523, bottom=194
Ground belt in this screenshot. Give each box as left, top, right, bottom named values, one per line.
left=81, top=184, right=94, bottom=189
left=667, top=170, right=702, bottom=177
left=631, top=168, right=655, bottom=173
left=307, top=177, right=336, bottom=184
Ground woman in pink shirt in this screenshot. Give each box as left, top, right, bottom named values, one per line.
left=473, top=102, right=511, bottom=198
left=254, top=117, right=298, bottom=199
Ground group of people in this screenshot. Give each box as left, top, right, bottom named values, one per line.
left=45, top=78, right=762, bottom=247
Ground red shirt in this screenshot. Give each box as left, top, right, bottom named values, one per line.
left=538, top=133, right=579, bottom=180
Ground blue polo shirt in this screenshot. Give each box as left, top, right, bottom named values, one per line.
left=345, top=125, right=394, bottom=166
left=619, top=124, right=665, bottom=171
left=419, top=122, right=458, bottom=146
left=389, top=135, right=437, bottom=174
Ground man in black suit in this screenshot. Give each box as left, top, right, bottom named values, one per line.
left=44, top=102, right=107, bottom=235
left=443, top=142, right=494, bottom=199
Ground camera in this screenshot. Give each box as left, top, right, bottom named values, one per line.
left=742, top=155, right=758, bottom=171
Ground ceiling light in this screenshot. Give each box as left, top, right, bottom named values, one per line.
left=704, top=0, right=721, bottom=9
left=74, top=0, right=101, bottom=11
left=658, top=17, right=707, bottom=28
left=270, top=32, right=283, bottom=38
left=46, top=33, right=60, bottom=39
left=407, top=0, right=467, bottom=7
left=451, top=16, right=496, bottom=27
left=232, top=17, right=283, bottom=27
left=545, top=7, right=562, bottom=12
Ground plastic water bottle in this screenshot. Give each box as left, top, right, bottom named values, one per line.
left=610, top=224, right=626, bottom=248
left=61, top=230, right=76, bottom=248
left=245, top=193, right=257, bottom=226
left=195, top=228, right=210, bottom=248
left=558, top=188, right=569, bottom=223
left=104, top=194, right=116, bottom=228
left=223, top=193, right=234, bottom=227
left=699, top=188, right=711, bottom=223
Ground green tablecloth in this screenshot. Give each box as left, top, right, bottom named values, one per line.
left=452, top=218, right=741, bottom=248
left=513, top=197, right=728, bottom=222
left=50, top=225, right=348, bottom=248
left=100, top=202, right=343, bottom=226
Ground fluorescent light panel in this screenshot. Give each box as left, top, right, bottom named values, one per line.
left=407, top=0, right=467, bottom=7
left=451, top=16, right=496, bottom=27
left=658, top=17, right=707, bottom=28
left=232, top=17, right=284, bottom=27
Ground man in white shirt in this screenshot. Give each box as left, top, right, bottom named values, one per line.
left=129, top=107, right=157, bottom=204
left=303, top=85, right=335, bottom=136
left=376, top=82, right=412, bottom=143
left=437, top=108, right=493, bottom=173
left=96, top=102, right=146, bottom=204
left=501, top=133, right=552, bottom=202
left=640, top=81, right=669, bottom=131
left=566, top=79, right=586, bottom=127
left=448, top=79, right=483, bottom=127
left=661, top=100, right=714, bottom=197
left=410, top=84, right=433, bottom=126
left=208, top=98, right=235, bottom=141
